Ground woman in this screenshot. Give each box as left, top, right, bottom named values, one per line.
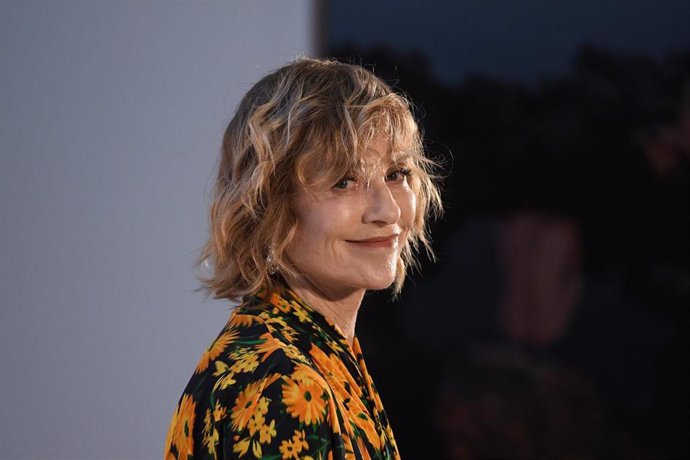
left=165, top=58, right=441, bottom=460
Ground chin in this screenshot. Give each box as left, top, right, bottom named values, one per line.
left=363, top=275, right=397, bottom=291
left=360, top=265, right=398, bottom=290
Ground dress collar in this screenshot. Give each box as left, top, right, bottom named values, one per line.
left=246, top=287, right=356, bottom=353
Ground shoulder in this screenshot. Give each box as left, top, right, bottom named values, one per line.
left=189, top=307, right=312, bottom=401
left=167, top=323, right=337, bottom=459
left=166, top=304, right=349, bottom=459
left=202, top=357, right=336, bottom=459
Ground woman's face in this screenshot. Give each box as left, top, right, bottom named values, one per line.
left=285, top=138, right=417, bottom=299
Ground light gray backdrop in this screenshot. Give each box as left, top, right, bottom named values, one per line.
left=0, top=2, right=315, bottom=458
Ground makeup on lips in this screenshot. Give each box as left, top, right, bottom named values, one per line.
left=346, top=234, right=399, bottom=249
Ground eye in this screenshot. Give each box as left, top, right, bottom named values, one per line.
left=333, top=177, right=357, bottom=189
left=385, top=168, right=411, bottom=182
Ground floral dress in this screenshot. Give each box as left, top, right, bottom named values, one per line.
left=165, top=288, right=400, bottom=460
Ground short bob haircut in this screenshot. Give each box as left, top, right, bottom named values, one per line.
left=200, top=58, right=442, bottom=301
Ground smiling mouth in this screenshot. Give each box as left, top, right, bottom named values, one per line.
left=347, top=235, right=399, bottom=248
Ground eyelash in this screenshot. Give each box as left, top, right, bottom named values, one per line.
left=333, top=177, right=356, bottom=189
left=386, top=168, right=411, bottom=182
left=332, top=168, right=411, bottom=190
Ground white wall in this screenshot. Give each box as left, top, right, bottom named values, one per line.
left=0, top=2, right=315, bottom=458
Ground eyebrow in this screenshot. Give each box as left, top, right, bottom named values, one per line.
left=389, top=152, right=412, bottom=165
left=354, top=154, right=411, bottom=173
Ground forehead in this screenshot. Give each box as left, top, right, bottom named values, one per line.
left=358, top=138, right=409, bottom=167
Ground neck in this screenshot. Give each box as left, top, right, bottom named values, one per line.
left=283, top=276, right=364, bottom=345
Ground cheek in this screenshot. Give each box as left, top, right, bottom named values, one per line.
left=397, top=188, right=417, bottom=228
left=289, top=201, right=346, bottom=256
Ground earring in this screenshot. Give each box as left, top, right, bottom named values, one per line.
left=266, top=247, right=278, bottom=275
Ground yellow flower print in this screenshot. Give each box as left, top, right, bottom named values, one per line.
left=167, top=289, right=401, bottom=459
left=338, top=394, right=381, bottom=451
left=265, top=316, right=298, bottom=343
left=356, top=436, right=373, bottom=460
left=203, top=408, right=212, bottom=434
left=215, top=370, right=237, bottom=390
left=324, top=335, right=344, bottom=353
left=283, top=328, right=298, bottom=343
left=230, top=350, right=259, bottom=374
left=230, top=313, right=257, bottom=327
left=292, top=303, right=310, bottom=323
left=230, top=381, right=264, bottom=431
left=371, top=387, right=384, bottom=413
left=291, top=363, right=328, bottom=386
left=195, top=330, right=238, bottom=374
left=343, top=433, right=356, bottom=460
left=255, top=332, right=282, bottom=362
left=202, top=409, right=219, bottom=458
left=283, top=342, right=307, bottom=362
left=256, top=396, right=270, bottom=415
left=309, top=345, right=362, bottom=399
left=166, top=393, right=196, bottom=460
left=213, top=360, right=229, bottom=376
left=270, top=292, right=291, bottom=313
left=232, top=436, right=251, bottom=457
left=247, top=411, right=264, bottom=436
left=282, top=372, right=327, bottom=425
left=258, top=419, right=276, bottom=444
left=279, top=439, right=300, bottom=459
left=326, top=393, right=343, bottom=435
left=212, top=401, right=227, bottom=422
left=252, top=439, right=262, bottom=458
left=292, top=429, right=309, bottom=451
left=353, top=413, right=381, bottom=451
left=385, top=424, right=399, bottom=453
left=203, top=427, right=219, bottom=458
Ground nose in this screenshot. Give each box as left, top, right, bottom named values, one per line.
left=362, top=179, right=401, bottom=225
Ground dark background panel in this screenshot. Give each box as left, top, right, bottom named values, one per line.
left=327, top=1, right=690, bottom=458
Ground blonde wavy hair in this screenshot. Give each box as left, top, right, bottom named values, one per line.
left=201, top=58, right=442, bottom=301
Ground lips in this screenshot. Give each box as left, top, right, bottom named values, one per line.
left=347, top=234, right=399, bottom=248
